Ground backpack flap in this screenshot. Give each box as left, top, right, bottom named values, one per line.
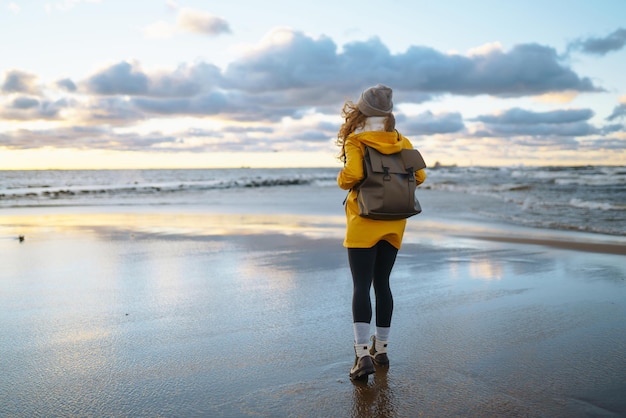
left=367, top=148, right=426, bottom=174
left=400, top=149, right=426, bottom=172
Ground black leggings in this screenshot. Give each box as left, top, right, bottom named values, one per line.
left=348, top=240, right=398, bottom=327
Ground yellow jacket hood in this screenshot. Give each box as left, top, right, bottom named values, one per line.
left=349, top=130, right=413, bottom=154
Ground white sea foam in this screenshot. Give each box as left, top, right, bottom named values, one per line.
left=569, top=198, right=624, bottom=211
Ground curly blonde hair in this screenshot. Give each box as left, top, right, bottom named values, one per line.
left=336, top=101, right=395, bottom=163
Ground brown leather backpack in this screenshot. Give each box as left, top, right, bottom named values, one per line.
left=356, top=145, right=426, bottom=220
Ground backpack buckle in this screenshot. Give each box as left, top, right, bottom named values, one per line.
left=383, top=167, right=391, bottom=181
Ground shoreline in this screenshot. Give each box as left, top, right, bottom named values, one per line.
left=463, top=234, right=626, bottom=256
left=3, top=209, right=625, bottom=257
left=2, top=194, right=625, bottom=243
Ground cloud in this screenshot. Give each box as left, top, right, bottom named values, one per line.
left=606, top=103, right=626, bottom=121
left=474, top=108, right=593, bottom=124
left=471, top=107, right=607, bottom=138
left=131, top=92, right=229, bottom=115
left=85, top=62, right=150, bottom=95
left=223, top=29, right=341, bottom=93
left=221, top=126, right=274, bottom=134
left=11, top=97, right=40, bottom=109
left=147, top=63, right=222, bottom=97
left=143, top=8, right=231, bottom=39
left=479, top=121, right=598, bottom=137
left=394, top=43, right=600, bottom=96
left=130, top=90, right=297, bottom=122
left=176, top=8, right=231, bottom=36
left=1, top=70, right=40, bottom=95
left=579, top=138, right=626, bottom=151
left=607, top=104, right=626, bottom=121
left=84, top=61, right=222, bottom=100
left=79, top=97, right=146, bottom=125
left=0, top=125, right=290, bottom=153
left=401, top=111, right=465, bottom=135
left=0, top=125, right=180, bottom=151
left=510, top=136, right=580, bottom=149
left=56, top=78, right=77, bottom=92
left=568, top=27, right=626, bottom=56
left=224, top=30, right=600, bottom=97
left=601, top=124, right=624, bottom=134
left=0, top=96, right=69, bottom=120
left=7, top=2, right=20, bottom=13
left=606, top=96, right=626, bottom=121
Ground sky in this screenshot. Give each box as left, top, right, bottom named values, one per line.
left=1, top=0, right=625, bottom=169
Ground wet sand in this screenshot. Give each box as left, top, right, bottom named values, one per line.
left=1, top=204, right=626, bottom=417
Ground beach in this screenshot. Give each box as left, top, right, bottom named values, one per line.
left=1, top=181, right=626, bottom=417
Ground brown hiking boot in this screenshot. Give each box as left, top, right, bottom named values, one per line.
left=369, top=335, right=389, bottom=366
left=350, top=344, right=375, bottom=380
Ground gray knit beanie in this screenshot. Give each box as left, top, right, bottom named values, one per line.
left=357, top=84, right=393, bottom=116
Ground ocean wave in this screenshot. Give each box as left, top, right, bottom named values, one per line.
left=554, top=177, right=626, bottom=187
left=0, top=175, right=327, bottom=202
left=424, top=182, right=533, bottom=194
left=568, top=198, right=625, bottom=211
left=517, top=196, right=624, bottom=212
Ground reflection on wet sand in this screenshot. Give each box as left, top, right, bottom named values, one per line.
left=351, top=366, right=395, bottom=418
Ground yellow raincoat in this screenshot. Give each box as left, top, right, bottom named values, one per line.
left=337, top=131, right=426, bottom=249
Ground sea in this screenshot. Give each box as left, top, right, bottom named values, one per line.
left=1, top=165, right=624, bottom=237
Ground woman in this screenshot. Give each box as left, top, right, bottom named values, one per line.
left=337, top=84, right=427, bottom=381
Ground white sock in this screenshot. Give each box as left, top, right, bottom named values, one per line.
left=375, top=326, right=390, bottom=342
left=354, top=343, right=370, bottom=359
left=353, top=322, right=370, bottom=345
